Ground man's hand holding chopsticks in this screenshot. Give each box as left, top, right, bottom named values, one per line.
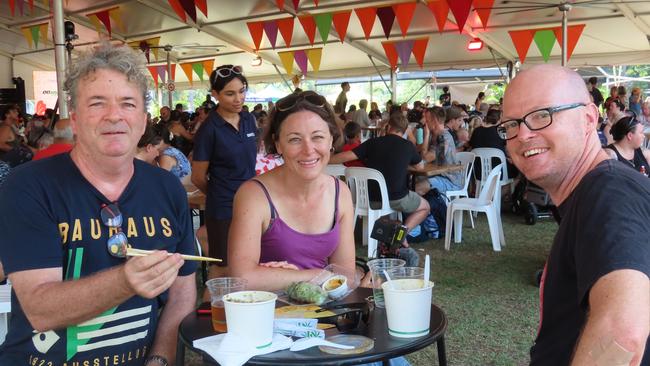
left=122, top=250, right=185, bottom=299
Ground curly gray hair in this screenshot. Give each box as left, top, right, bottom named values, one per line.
left=64, top=42, right=151, bottom=110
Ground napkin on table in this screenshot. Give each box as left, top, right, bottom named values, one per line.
left=193, top=332, right=293, bottom=366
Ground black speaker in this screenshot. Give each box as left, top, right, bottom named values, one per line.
left=0, top=77, right=25, bottom=115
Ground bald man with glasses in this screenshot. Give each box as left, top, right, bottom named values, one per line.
left=500, top=64, right=649, bottom=366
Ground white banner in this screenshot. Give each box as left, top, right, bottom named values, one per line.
left=33, top=70, right=58, bottom=115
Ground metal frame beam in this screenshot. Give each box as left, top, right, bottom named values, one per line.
left=612, top=0, right=650, bottom=36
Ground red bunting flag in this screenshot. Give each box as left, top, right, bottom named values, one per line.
left=195, top=0, right=207, bottom=17
left=376, top=6, right=395, bottom=39
left=168, top=0, right=187, bottom=23
left=299, top=15, right=317, bottom=46
left=393, top=2, right=417, bottom=37
left=94, top=10, right=112, bottom=37
left=147, top=66, right=158, bottom=88
left=355, top=7, right=377, bottom=41
left=28, top=0, right=34, bottom=13
left=292, top=0, right=300, bottom=10
left=552, top=24, right=586, bottom=62
left=17, top=0, right=24, bottom=16
left=247, top=21, right=265, bottom=50
left=275, top=0, right=284, bottom=10
left=381, top=42, right=398, bottom=70
left=448, top=0, right=473, bottom=33
left=8, top=0, right=15, bottom=17
left=508, top=29, right=535, bottom=63
left=427, top=0, right=449, bottom=33
left=412, top=38, right=429, bottom=68
left=277, top=17, right=294, bottom=47
left=473, top=0, right=495, bottom=30
left=332, top=11, right=352, bottom=43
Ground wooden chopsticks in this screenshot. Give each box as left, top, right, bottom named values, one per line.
left=126, top=247, right=222, bottom=262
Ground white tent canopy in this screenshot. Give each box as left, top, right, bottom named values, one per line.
left=2, top=0, right=650, bottom=94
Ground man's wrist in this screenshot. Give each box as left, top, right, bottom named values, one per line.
left=144, top=355, right=169, bottom=366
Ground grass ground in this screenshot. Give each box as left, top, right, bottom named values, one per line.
left=185, top=210, right=557, bottom=365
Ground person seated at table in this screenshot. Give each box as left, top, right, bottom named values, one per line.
left=456, top=127, right=469, bottom=151
left=330, top=112, right=430, bottom=251
left=228, top=91, right=356, bottom=292
left=342, top=122, right=364, bottom=167
left=604, top=99, right=626, bottom=146
left=604, top=114, right=650, bottom=175
left=136, top=124, right=192, bottom=184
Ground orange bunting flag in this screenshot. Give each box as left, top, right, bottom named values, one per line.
left=412, top=38, right=429, bottom=68
left=393, top=2, right=417, bottom=37
left=147, top=66, right=159, bottom=88
left=180, top=62, right=194, bottom=86
left=381, top=42, right=398, bottom=70
left=277, top=17, right=295, bottom=47
left=427, top=0, right=449, bottom=33
left=332, top=11, right=352, bottom=43
left=552, top=24, right=586, bottom=62
left=109, top=8, right=125, bottom=33
left=473, top=0, right=495, bottom=30
left=448, top=0, right=473, bottom=33
left=355, top=7, right=377, bottom=41
left=202, top=59, right=215, bottom=76
left=508, top=29, right=535, bottom=63
left=299, top=15, right=317, bottom=46
left=247, top=21, right=265, bottom=50
left=168, top=0, right=187, bottom=22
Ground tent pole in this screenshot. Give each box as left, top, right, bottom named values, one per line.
left=367, top=55, right=390, bottom=94
left=390, top=69, right=397, bottom=103
left=560, top=3, right=570, bottom=66
left=167, top=52, right=173, bottom=107
left=272, top=64, right=293, bottom=92
left=53, top=0, right=69, bottom=118
left=406, top=78, right=432, bottom=103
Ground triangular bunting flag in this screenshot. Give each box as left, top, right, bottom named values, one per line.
left=448, top=0, right=473, bottom=33
left=534, top=29, right=556, bottom=62
left=139, top=41, right=151, bottom=63
left=292, top=0, right=300, bottom=10
left=381, top=42, right=398, bottom=70
left=376, top=6, right=395, bottom=39
left=156, top=65, right=167, bottom=84
left=473, top=0, right=495, bottom=30
left=180, top=62, right=194, bottom=86
left=277, top=17, right=294, bottom=47
left=168, top=0, right=187, bottom=22
left=109, top=8, right=125, bottom=33
left=202, top=60, right=214, bottom=76
left=508, top=29, right=535, bottom=63
left=149, top=37, right=161, bottom=60
left=332, top=11, right=352, bottom=43
left=31, top=26, right=40, bottom=48
left=94, top=10, right=112, bottom=37
left=88, top=15, right=103, bottom=36
left=552, top=24, right=586, bottom=62
left=306, top=48, right=322, bottom=73
left=294, top=50, right=308, bottom=75
left=412, top=38, right=428, bottom=68
left=393, top=2, right=416, bottom=37
left=38, top=23, right=48, bottom=46
left=17, top=0, right=24, bottom=16
left=278, top=51, right=295, bottom=76
left=275, top=0, right=284, bottom=10
left=170, top=63, right=176, bottom=81
left=21, top=27, right=33, bottom=48
left=192, top=62, right=204, bottom=82
left=179, top=0, right=197, bottom=23
left=394, top=39, right=415, bottom=68
left=147, top=66, right=158, bottom=88
left=263, top=20, right=279, bottom=49
left=314, top=0, right=319, bottom=5
left=8, top=0, right=16, bottom=17
left=299, top=15, right=317, bottom=46
left=314, top=13, right=333, bottom=44
left=427, top=0, right=449, bottom=33
left=28, top=0, right=34, bottom=13
left=355, top=7, right=377, bottom=40
left=247, top=21, right=264, bottom=50
left=196, top=0, right=207, bottom=17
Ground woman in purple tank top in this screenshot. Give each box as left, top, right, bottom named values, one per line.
left=228, top=91, right=357, bottom=291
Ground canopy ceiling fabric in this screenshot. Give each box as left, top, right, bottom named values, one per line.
left=2, top=0, right=650, bottom=86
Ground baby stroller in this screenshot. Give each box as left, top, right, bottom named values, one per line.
left=511, top=178, right=558, bottom=225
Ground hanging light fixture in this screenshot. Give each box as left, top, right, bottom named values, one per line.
left=467, top=38, right=484, bottom=51
left=251, top=55, right=263, bottom=67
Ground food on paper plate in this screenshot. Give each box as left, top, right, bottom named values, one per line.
left=287, top=281, right=328, bottom=305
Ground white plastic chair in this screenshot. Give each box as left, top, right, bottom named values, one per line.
left=445, top=151, right=476, bottom=228
left=472, top=147, right=515, bottom=198
left=0, top=282, right=11, bottom=344
left=325, top=164, right=347, bottom=180
left=344, top=167, right=402, bottom=258
left=445, top=164, right=505, bottom=252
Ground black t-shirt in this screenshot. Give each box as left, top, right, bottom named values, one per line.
left=530, top=160, right=650, bottom=365
left=591, top=88, right=604, bottom=107
left=352, top=134, right=420, bottom=201
left=0, top=154, right=197, bottom=365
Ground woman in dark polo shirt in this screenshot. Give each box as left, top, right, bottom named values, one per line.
left=192, top=65, right=257, bottom=283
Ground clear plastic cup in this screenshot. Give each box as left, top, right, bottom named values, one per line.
left=366, top=258, right=406, bottom=308
left=205, top=277, right=247, bottom=332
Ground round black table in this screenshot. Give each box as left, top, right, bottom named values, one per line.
left=176, top=288, right=447, bottom=366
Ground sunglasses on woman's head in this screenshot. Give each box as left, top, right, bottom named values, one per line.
left=214, top=65, right=243, bottom=79
left=275, top=91, right=326, bottom=112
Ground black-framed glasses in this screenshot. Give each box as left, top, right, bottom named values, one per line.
left=101, top=203, right=129, bottom=258
left=496, top=103, right=586, bottom=140
left=214, top=65, right=243, bottom=79
left=275, top=91, right=326, bottom=112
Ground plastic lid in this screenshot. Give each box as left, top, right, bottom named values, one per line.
left=318, top=334, right=374, bottom=355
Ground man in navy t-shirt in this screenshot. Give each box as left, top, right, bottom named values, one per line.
left=501, top=65, right=649, bottom=365
left=0, top=43, right=197, bottom=366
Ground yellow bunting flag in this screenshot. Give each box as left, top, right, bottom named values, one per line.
left=39, top=23, right=49, bottom=46
left=21, top=27, right=33, bottom=48
left=148, top=37, right=161, bottom=60
left=180, top=62, right=194, bottom=86
left=278, top=51, right=295, bottom=76
left=88, top=15, right=103, bottom=36
left=306, top=48, right=322, bottom=74
left=109, top=8, right=125, bottom=33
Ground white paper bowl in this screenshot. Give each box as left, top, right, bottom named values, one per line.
left=322, top=275, right=348, bottom=300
